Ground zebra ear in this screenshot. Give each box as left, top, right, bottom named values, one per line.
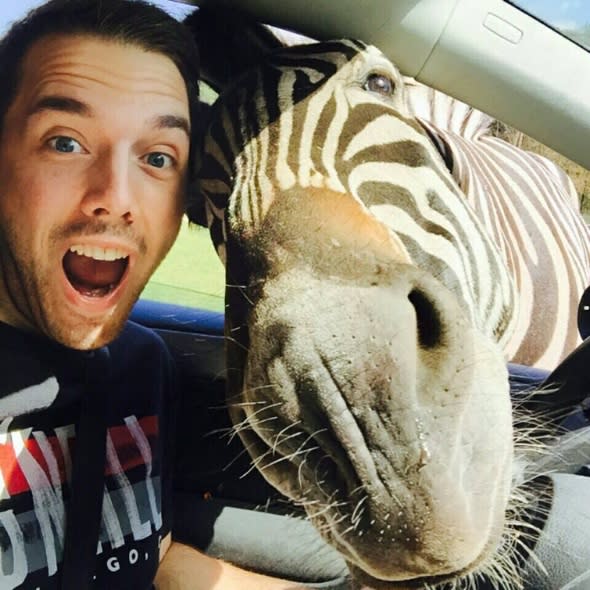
left=186, top=101, right=212, bottom=228
left=183, top=4, right=284, bottom=92
left=186, top=188, right=208, bottom=228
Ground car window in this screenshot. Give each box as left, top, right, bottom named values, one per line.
left=153, top=8, right=589, bottom=314
left=507, top=0, right=590, bottom=49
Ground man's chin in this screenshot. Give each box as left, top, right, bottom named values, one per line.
left=63, top=326, right=117, bottom=350
left=47, top=274, right=143, bottom=349
left=44, top=307, right=132, bottom=350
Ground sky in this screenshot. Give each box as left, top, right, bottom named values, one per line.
left=514, top=0, right=590, bottom=29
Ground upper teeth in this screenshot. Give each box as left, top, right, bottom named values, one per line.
left=70, top=245, right=128, bottom=261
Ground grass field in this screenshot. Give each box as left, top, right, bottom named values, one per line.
left=140, top=217, right=225, bottom=311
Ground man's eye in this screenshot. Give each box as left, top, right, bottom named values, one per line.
left=48, top=136, right=83, bottom=153
left=145, top=152, right=175, bottom=169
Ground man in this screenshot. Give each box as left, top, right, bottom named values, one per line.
left=0, top=1, right=308, bottom=588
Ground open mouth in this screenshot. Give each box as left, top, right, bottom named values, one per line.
left=63, top=245, right=129, bottom=298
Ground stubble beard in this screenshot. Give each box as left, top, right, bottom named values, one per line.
left=0, top=222, right=141, bottom=350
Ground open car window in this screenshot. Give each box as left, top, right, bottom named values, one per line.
left=143, top=3, right=590, bottom=313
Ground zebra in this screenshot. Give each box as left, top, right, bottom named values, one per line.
left=186, top=10, right=590, bottom=590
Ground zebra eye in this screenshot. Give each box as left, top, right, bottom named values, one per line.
left=364, top=73, right=395, bottom=96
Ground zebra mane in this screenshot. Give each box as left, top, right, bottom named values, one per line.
left=404, top=78, right=495, bottom=141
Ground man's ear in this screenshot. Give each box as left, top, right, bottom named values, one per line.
left=183, top=3, right=284, bottom=93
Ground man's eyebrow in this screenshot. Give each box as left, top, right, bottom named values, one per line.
left=152, top=114, right=190, bottom=138
left=28, top=97, right=190, bottom=137
left=28, top=95, right=92, bottom=117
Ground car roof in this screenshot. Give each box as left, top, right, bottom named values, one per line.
left=178, top=0, right=590, bottom=171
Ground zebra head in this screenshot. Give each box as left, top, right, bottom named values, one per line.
left=193, top=38, right=520, bottom=588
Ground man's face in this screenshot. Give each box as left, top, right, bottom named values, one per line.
left=0, top=35, right=190, bottom=349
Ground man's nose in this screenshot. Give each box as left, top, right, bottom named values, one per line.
left=81, top=150, right=135, bottom=223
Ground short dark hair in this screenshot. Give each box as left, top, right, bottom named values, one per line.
left=0, top=0, right=200, bottom=173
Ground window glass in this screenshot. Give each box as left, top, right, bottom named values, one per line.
left=0, top=1, right=44, bottom=34
left=507, top=0, right=590, bottom=49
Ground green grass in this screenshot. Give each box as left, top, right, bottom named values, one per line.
left=140, top=217, right=226, bottom=311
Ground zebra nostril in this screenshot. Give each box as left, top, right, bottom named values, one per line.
left=408, top=289, right=442, bottom=348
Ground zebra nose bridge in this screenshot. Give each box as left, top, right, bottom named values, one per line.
left=261, top=184, right=467, bottom=356
left=304, top=189, right=460, bottom=353
left=278, top=185, right=412, bottom=265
